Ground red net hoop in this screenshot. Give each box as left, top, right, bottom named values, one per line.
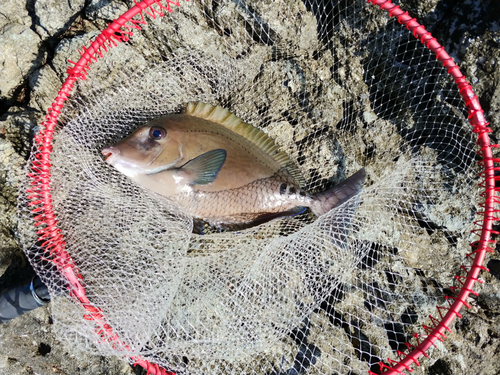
left=22, top=1, right=495, bottom=374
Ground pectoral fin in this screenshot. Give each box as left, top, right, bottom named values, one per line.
left=181, top=149, right=227, bottom=185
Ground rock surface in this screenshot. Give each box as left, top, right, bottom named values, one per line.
left=31, top=0, right=86, bottom=39
left=0, top=0, right=32, bottom=29
left=0, top=24, right=44, bottom=104
left=0, top=1, right=499, bottom=375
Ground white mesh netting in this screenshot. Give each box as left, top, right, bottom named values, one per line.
left=19, top=0, right=482, bottom=374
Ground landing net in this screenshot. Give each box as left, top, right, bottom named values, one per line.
left=19, top=1, right=495, bottom=374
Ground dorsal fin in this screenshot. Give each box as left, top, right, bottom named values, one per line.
left=185, top=102, right=306, bottom=187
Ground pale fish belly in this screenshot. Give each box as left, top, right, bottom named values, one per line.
left=171, top=171, right=311, bottom=226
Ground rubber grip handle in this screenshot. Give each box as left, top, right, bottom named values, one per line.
left=0, top=276, right=50, bottom=324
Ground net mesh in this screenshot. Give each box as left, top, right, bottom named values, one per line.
left=18, top=0, right=485, bottom=374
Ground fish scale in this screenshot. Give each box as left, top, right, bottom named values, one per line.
left=176, top=170, right=311, bottom=225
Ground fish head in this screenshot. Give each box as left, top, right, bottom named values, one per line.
left=102, top=119, right=183, bottom=178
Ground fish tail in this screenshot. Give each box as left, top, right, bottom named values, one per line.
left=310, top=168, right=366, bottom=217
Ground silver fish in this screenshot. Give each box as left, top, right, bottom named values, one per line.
left=102, top=102, right=365, bottom=227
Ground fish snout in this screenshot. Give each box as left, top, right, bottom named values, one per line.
left=102, top=146, right=120, bottom=164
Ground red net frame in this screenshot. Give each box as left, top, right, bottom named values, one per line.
left=25, top=0, right=496, bottom=374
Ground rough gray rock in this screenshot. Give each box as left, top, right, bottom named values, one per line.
left=85, top=0, right=130, bottom=28
left=0, top=23, right=45, bottom=104
left=0, top=108, right=39, bottom=276
left=0, top=305, right=136, bottom=375
left=32, top=0, right=86, bottom=39
left=0, top=0, right=32, bottom=29
left=28, top=64, right=62, bottom=113
left=0, top=137, right=24, bottom=275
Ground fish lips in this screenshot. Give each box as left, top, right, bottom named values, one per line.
left=102, top=146, right=120, bottom=164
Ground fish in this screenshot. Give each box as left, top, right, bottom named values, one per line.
left=102, top=102, right=365, bottom=228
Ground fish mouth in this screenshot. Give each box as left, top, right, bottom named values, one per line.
left=102, top=147, right=119, bottom=164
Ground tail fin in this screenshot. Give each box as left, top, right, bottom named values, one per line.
left=310, top=168, right=366, bottom=217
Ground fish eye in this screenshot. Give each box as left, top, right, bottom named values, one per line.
left=149, top=127, right=166, bottom=140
